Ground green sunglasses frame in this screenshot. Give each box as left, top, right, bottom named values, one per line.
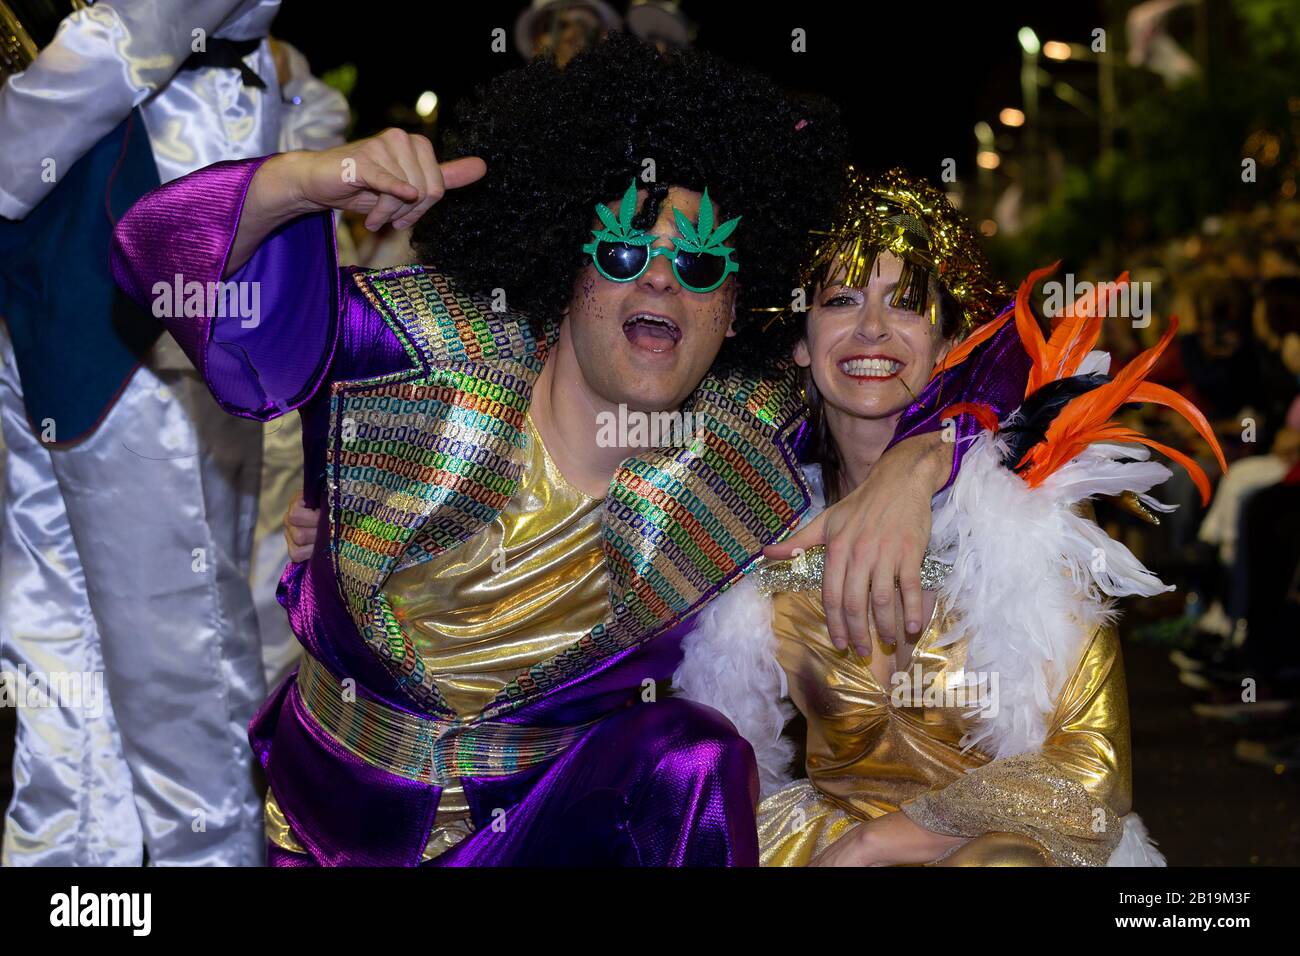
left=581, top=179, right=741, bottom=294
left=581, top=237, right=740, bottom=293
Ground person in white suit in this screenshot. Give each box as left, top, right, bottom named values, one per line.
left=0, top=0, right=339, bottom=865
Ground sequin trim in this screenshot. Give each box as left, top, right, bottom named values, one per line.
left=900, top=752, right=1122, bottom=867
left=754, top=544, right=951, bottom=595
left=332, top=265, right=811, bottom=720
left=295, top=653, right=598, bottom=784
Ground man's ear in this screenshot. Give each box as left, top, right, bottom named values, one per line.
left=724, top=301, right=738, bottom=337
left=793, top=337, right=811, bottom=368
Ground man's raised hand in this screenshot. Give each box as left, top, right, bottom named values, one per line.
left=286, top=128, right=486, bottom=231
left=227, top=129, right=486, bottom=274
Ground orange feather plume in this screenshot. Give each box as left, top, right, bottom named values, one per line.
left=925, top=262, right=1226, bottom=506
left=1015, top=314, right=1228, bottom=504
left=930, top=310, right=1013, bottom=381
left=939, top=402, right=1002, bottom=435
left=1014, top=263, right=1131, bottom=394
left=931, top=263, right=1131, bottom=385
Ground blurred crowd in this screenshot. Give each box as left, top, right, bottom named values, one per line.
left=1086, top=200, right=1300, bottom=774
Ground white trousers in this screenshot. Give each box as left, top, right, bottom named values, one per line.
left=0, top=326, right=269, bottom=865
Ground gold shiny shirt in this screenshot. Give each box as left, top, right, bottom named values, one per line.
left=381, top=412, right=610, bottom=718
left=771, top=590, right=983, bottom=818
left=760, top=589, right=1132, bottom=866
left=269, top=412, right=613, bottom=861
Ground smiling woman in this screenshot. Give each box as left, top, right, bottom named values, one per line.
left=796, top=168, right=1007, bottom=506
left=673, top=166, right=1201, bottom=867
left=797, top=254, right=963, bottom=506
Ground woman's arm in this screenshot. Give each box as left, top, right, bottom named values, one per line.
left=811, top=810, right=967, bottom=867
left=896, top=625, right=1131, bottom=866
left=766, top=312, right=1032, bottom=655
left=815, top=624, right=1130, bottom=867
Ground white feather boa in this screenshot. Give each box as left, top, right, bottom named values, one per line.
left=672, top=574, right=797, bottom=798
left=673, top=391, right=1169, bottom=864
left=671, top=466, right=824, bottom=798
left=928, top=433, right=1174, bottom=758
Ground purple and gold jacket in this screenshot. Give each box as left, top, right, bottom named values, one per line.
left=109, top=155, right=1030, bottom=865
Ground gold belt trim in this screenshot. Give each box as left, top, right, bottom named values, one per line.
left=295, top=653, right=595, bottom=785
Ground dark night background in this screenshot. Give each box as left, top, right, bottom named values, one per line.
left=274, top=2, right=1104, bottom=175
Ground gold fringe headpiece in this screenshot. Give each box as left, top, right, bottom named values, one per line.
left=794, top=166, right=1009, bottom=335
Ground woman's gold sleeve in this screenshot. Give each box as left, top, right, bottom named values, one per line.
left=900, top=625, right=1132, bottom=866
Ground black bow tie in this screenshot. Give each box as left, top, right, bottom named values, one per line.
left=180, top=37, right=267, bottom=90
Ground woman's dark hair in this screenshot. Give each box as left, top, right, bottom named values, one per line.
left=802, top=282, right=965, bottom=505
left=411, top=32, right=846, bottom=376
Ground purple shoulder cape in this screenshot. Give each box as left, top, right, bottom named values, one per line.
left=888, top=306, right=1030, bottom=490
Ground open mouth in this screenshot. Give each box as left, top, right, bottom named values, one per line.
left=837, top=355, right=904, bottom=380
left=622, top=312, right=682, bottom=353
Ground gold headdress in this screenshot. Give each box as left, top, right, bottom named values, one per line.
left=796, top=166, right=1009, bottom=334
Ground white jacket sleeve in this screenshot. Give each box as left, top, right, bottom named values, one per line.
left=273, top=40, right=350, bottom=153
left=0, top=0, right=254, bottom=218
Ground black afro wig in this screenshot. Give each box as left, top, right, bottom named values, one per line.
left=411, top=32, right=847, bottom=375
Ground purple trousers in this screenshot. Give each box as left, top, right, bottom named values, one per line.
left=267, top=697, right=760, bottom=866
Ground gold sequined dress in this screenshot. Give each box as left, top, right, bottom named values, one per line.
left=755, top=586, right=1132, bottom=867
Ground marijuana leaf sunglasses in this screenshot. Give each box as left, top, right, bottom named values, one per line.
left=581, top=179, right=741, bottom=293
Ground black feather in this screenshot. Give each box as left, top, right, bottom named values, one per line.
left=1001, top=373, right=1111, bottom=470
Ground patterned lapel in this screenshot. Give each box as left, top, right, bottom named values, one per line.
left=332, top=265, right=811, bottom=721
left=330, top=266, right=551, bottom=715
left=482, top=358, right=811, bottom=718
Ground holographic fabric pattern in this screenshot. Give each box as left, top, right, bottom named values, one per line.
left=331, top=265, right=810, bottom=722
